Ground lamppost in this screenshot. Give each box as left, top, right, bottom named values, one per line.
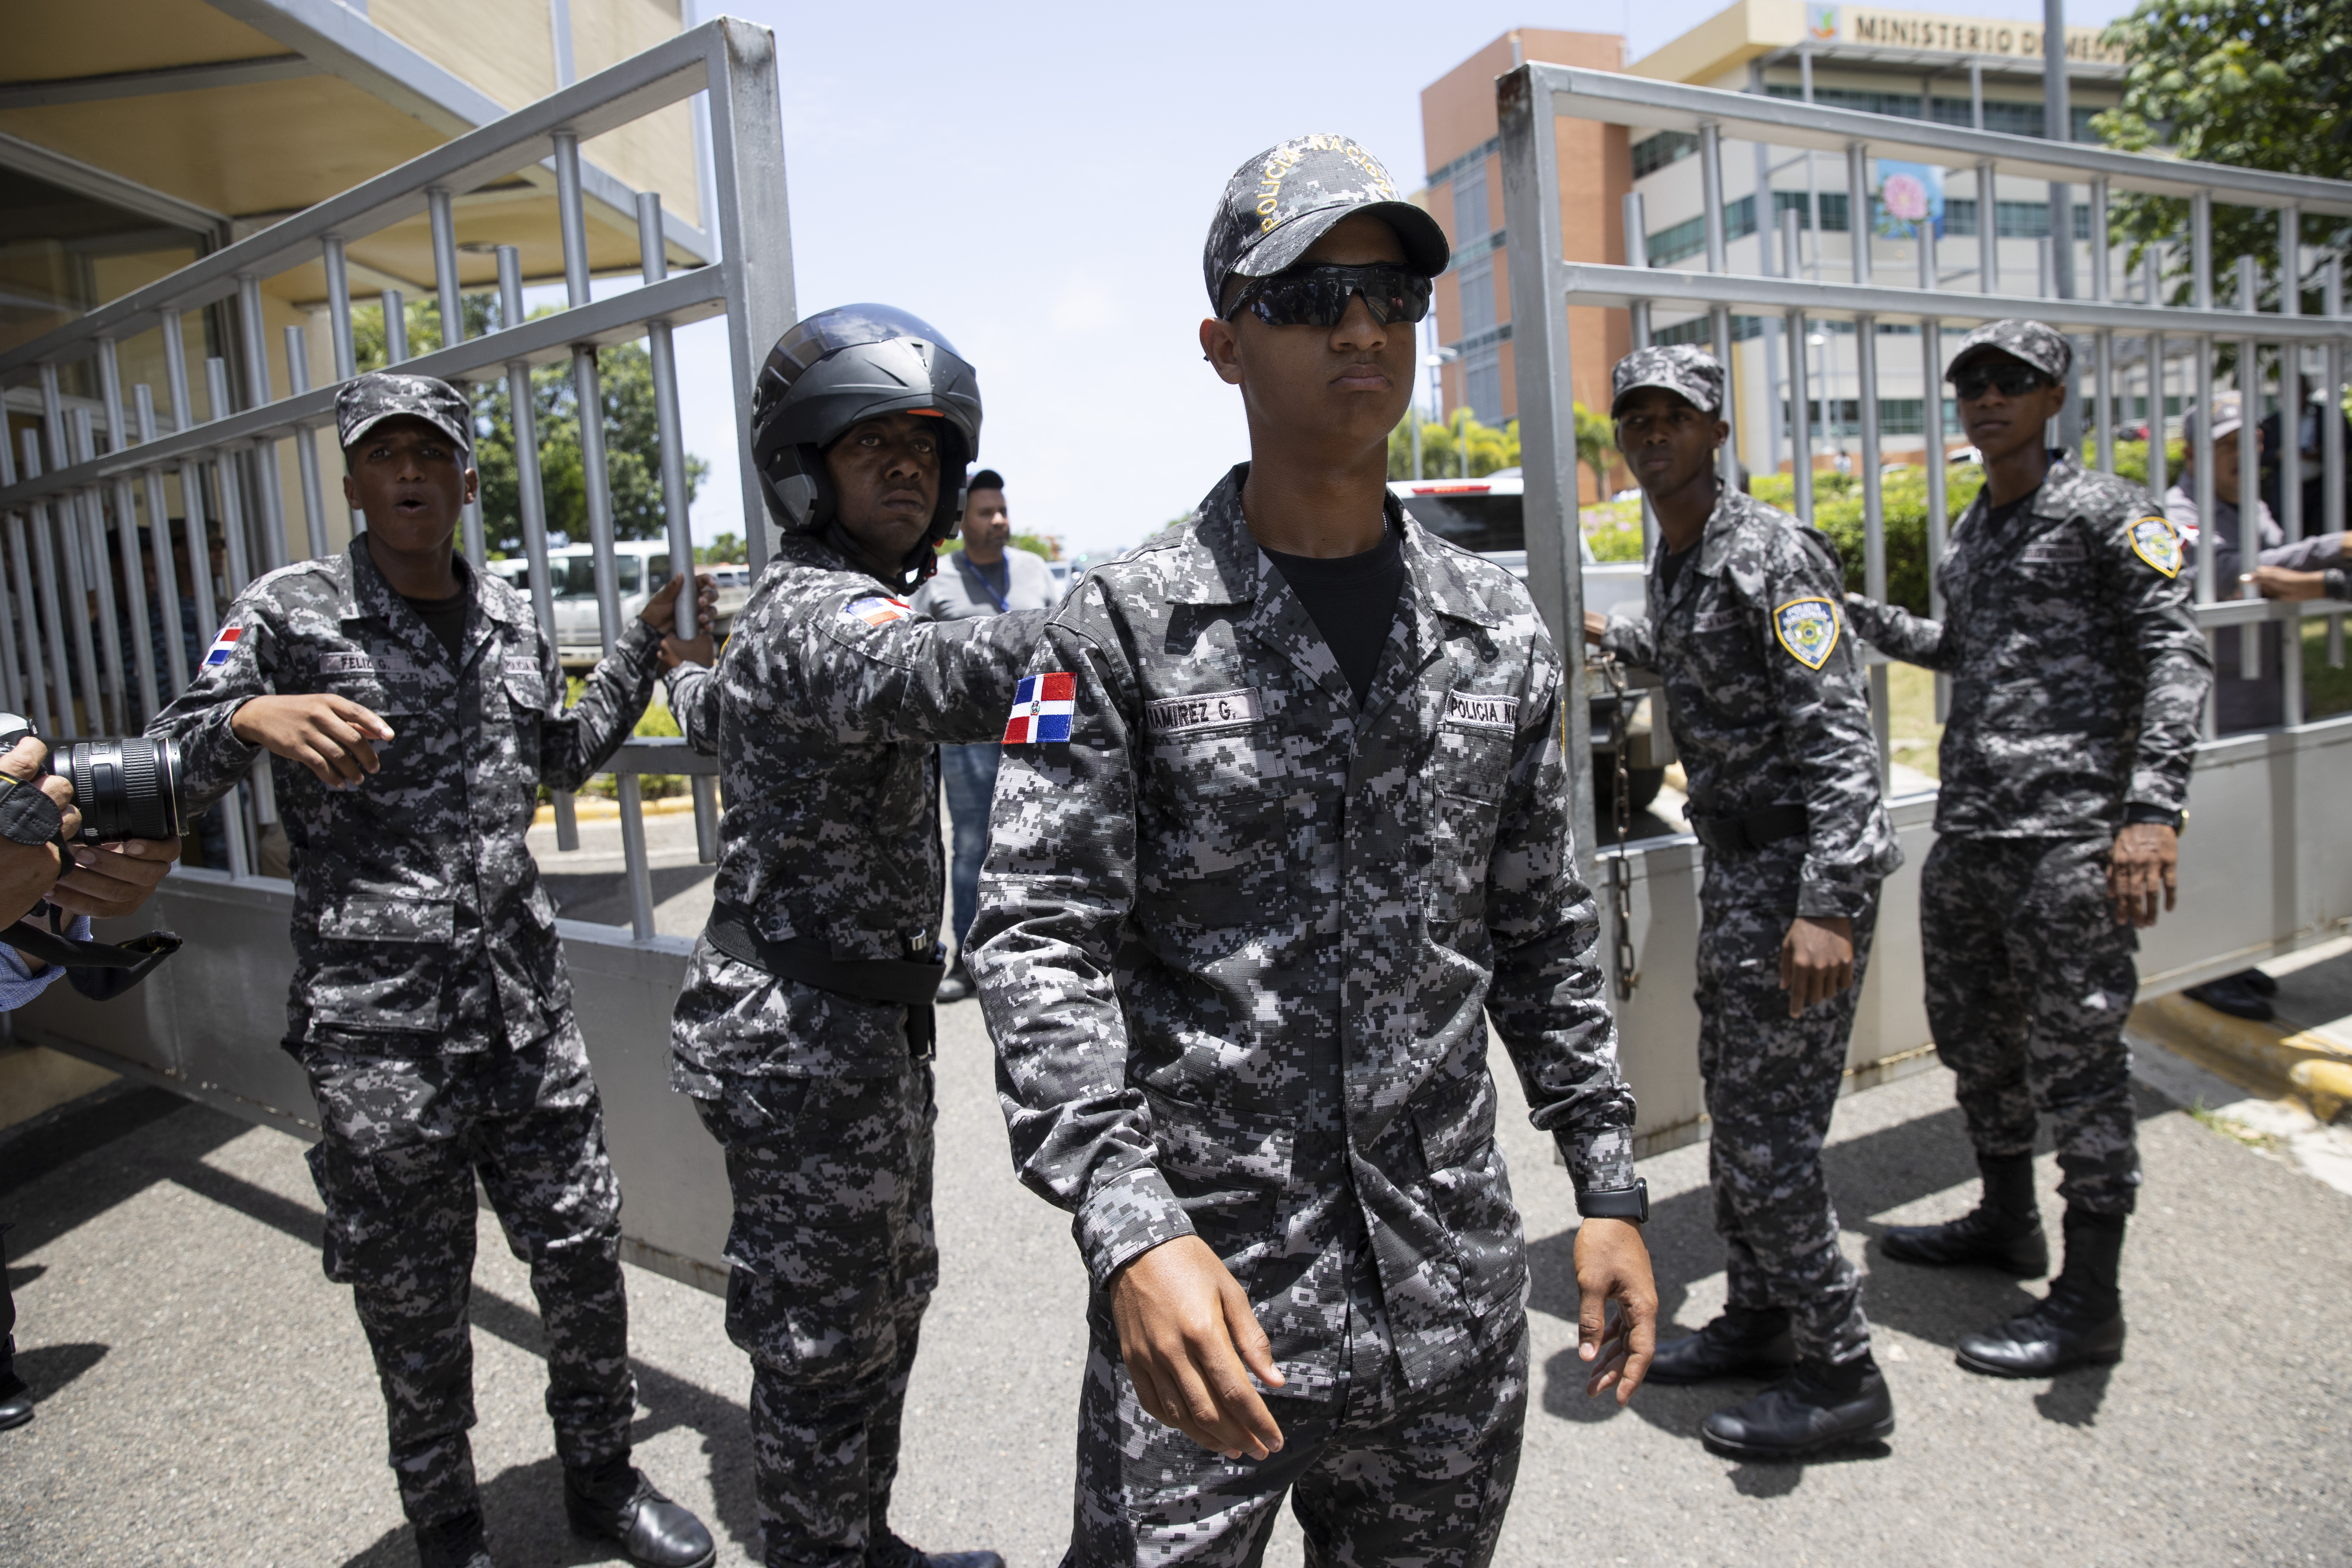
left=1424, top=341, right=1461, bottom=478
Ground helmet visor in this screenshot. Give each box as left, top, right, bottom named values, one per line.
left=774, top=303, right=963, bottom=382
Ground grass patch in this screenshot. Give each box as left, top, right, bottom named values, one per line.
left=2305, top=621, right=2352, bottom=720
left=2188, top=1099, right=2283, bottom=1152
left=1883, top=660, right=1943, bottom=779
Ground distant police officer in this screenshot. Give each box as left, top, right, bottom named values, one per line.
left=150, top=374, right=717, bottom=1568
left=1845, top=321, right=2211, bottom=1378
left=972, top=137, right=1657, bottom=1568
left=663, top=307, right=1047, bottom=1568
left=1585, top=345, right=1901, bottom=1457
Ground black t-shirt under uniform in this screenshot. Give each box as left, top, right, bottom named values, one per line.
left=1261, top=523, right=1407, bottom=710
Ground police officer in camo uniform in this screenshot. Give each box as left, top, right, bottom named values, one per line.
left=1846, top=320, right=2211, bottom=1379
left=662, top=306, right=1044, bottom=1568
left=149, top=374, right=717, bottom=1568
left=1583, top=344, right=1901, bottom=1458
left=969, top=138, right=1658, bottom=1568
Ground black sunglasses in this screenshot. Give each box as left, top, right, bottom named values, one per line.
left=1951, top=362, right=2052, bottom=401
left=1226, top=263, right=1433, bottom=328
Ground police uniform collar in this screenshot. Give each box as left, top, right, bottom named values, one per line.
left=1695, top=483, right=1752, bottom=578
left=2023, top=448, right=2086, bottom=519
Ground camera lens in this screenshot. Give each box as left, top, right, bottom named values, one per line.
left=54, top=738, right=185, bottom=842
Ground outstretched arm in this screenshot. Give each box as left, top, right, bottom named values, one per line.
left=1843, top=592, right=1955, bottom=670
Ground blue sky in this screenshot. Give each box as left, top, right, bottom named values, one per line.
left=664, top=0, right=2141, bottom=559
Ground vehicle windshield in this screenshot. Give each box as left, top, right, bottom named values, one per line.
left=1397, top=491, right=1523, bottom=554
left=553, top=554, right=666, bottom=597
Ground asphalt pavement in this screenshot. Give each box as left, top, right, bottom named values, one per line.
left=1, top=981, right=2346, bottom=1567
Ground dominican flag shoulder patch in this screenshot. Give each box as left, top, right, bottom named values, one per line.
left=841, top=594, right=911, bottom=628
left=1002, top=672, right=1076, bottom=744
left=202, top=627, right=242, bottom=668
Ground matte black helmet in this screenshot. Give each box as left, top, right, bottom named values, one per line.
left=750, top=304, right=981, bottom=586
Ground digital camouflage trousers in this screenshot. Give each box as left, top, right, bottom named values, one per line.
left=694, top=1062, right=939, bottom=1568
left=299, top=1026, right=635, bottom=1526
left=1920, top=833, right=2141, bottom=1215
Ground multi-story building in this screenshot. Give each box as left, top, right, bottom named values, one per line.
left=1420, top=1, right=2125, bottom=480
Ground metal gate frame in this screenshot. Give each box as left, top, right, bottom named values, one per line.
left=0, top=17, right=795, bottom=1289
left=1498, top=63, right=2352, bottom=1154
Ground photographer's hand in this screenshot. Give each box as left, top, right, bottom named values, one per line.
left=231, top=694, right=394, bottom=788
left=0, top=734, right=79, bottom=932
left=49, top=835, right=181, bottom=921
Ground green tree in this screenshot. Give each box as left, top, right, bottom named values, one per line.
left=350, top=295, right=708, bottom=553
left=2095, top=0, right=2352, bottom=310
left=1387, top=406, right=1618, bottom=496
left=697, top=532, right=749, bottom=564
left=1574, top=403, right=1618, bottom=502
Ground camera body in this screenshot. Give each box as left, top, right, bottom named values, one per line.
left=0, top=715, right=185, bottom=842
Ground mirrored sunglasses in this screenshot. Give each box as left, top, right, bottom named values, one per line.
left=1228, top=264, right=1433, bottom=328
left=1951, top=362, right=2052, bottom=401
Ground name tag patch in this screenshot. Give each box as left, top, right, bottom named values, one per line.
left=1002, top=672, right=1076, bottom=744
left=1444, top=690, right=1519, bottom=732
left=1690, top=608, right=1743, bottom=634
left=1145, top=686, right=1262, bottom=737
left=502, top=655, right=540, bottom=677
left=320, top=651, right=418, bottom=677
left=2020, top=539, right=2087, bottom=565
left=2128, top=515, right=2183, bottom=578
left=1773, top=597, right=1841, bottom=671
left=842, top=594, right=910, bottom=627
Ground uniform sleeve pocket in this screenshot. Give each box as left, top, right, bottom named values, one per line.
left=317, top=895, right=455, bottom=944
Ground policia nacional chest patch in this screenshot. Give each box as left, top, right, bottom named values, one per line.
left=1772, top=597, right=1841, bottom=670
left=2128, top=514, right=2183, bottom=578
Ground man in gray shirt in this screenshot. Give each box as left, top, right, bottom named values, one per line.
left=909, top=469, right=1062, bottom=1001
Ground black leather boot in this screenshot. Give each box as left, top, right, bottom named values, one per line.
left=413, top=1507, right=495, bottom=1568
left=1954, top=1210, right=2127, bottom=1378
left=1881, top=1152, right=2049, bottom=1275
left=564, top=1456, right=717, bottom=1568
left=1645, top=1307, right=1795, bottom=1385
left=871, top=1532, right=1008, bottom=1568
left=0, top=1369, right=31, bottom=1433
left=1698, top=1354, right=1896, bottom=1460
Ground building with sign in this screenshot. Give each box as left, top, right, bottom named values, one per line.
left=1420, top=0, right=2126, bottom=481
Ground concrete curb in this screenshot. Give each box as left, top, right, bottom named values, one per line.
left=2127, top=993, right=2352, bottom=1122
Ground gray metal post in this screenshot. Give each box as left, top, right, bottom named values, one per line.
left=323, top=238, right=358, bottom=380
left=2236, top=254, right=2263, bottom=678
left=284, top=326, right=330, bottom=558
left=96, top=336, right=159, bottom=722
left=2044, top=0, right=2076, bottom=303
left=704, top=17, right=796, bottom=572
left=638, top=191, right=721, bottom=867
left=429, top=187, right=486, bottom=571
left=206, top=359, right=254, bottom=598
left=1786, top=304, right=1814, bottom=524
left=1923, top=317, right=1951, bottom=723
left=1624, top=193, right=1656, bottom=552
left=2277, top=205, right=2303, bottom=546
left=134, top=385, right=190, bottom=694
left=38, top=371, right=106, bottom=735
left=1856, top=312, right=1890, bottom=781
left=2145, top=251, right=2169, bottom=499
left=67, top=412, right=128, bottom=733
left=236, top=273, right=288, bottom=574
left=21, top=433, right=83, bottom=738
left=1703, top=126, right=1739, bottom=490
left=1498, top=64, right=1596, bottom=857
left=2328, top=258, right=2347, bottom=669
left=1977, top=160, right=2000, bottom=294
left=496, top=245, right=576, bottom=854
left=382, top=290, right=408, bottom=365
left=0, top=438, right=49, bottom=737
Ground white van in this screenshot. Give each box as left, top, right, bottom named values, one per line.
left=486, top=541, right=753, bottom=667
left=1389, top=469, right=1668, bottom=810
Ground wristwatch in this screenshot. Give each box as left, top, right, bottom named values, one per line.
left=2122, top=804, right=2186, bottom=834
left=1577, top=1178, right=1649, bottom=1223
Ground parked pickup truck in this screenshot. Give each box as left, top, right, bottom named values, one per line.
left=487, top=541, right=753, bottom=669
left=1390, top=471, right=1671, bottom=813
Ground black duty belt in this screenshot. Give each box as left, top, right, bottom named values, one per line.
left=1690, top=803, right=1810, bottom=857
left=704, top=903, right=941, bottom=1059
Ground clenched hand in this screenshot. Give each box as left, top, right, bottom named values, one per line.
left=232, top=693, right=395, bottom=789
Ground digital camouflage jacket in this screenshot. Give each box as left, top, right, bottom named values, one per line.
left=150, top=539, right=662, bottom=1050
left=970, top=466, right=1637, bottom=1396
left=1845, top=451, right=2211, bottom=838
left=1600, top=487, right=1899, bottom=916
left=663, top=531, right=1047, bottom=1090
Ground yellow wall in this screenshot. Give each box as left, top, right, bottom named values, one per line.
left=574, top=0, right=701, bottom=230
left=373, top=0, right=560, bottom=112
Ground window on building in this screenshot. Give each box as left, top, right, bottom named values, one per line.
left=1647, top=196, right=1758, bottom=266
left=1631, top=131, right=1700, bottom=179
left=1453, top=165, right=1489, bottom=244
left=1462, top=346, right=1503, bottom=426
left=1771, top=190, right=1852, bottom=233
left=1766, top=83, right=2101, bottom=141
left=1784, top=397, right=1960, bottom=437
left=1653, top=314, right=1767, bottom=347
left=1457, top=254, right=1496, bottom=337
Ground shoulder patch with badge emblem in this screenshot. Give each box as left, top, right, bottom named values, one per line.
left=2128, top=514, right=2182, bottom=578
left=842, top=594, right=910, bottom=627
left=1772, top=597, right=1840, bottom=670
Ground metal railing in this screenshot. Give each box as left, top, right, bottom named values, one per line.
left=0, top=16, right=792, bottom=939
left=1501, top=63, right=2352, bottom=849
left=1498, top=63, right=2352, bottom=1153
